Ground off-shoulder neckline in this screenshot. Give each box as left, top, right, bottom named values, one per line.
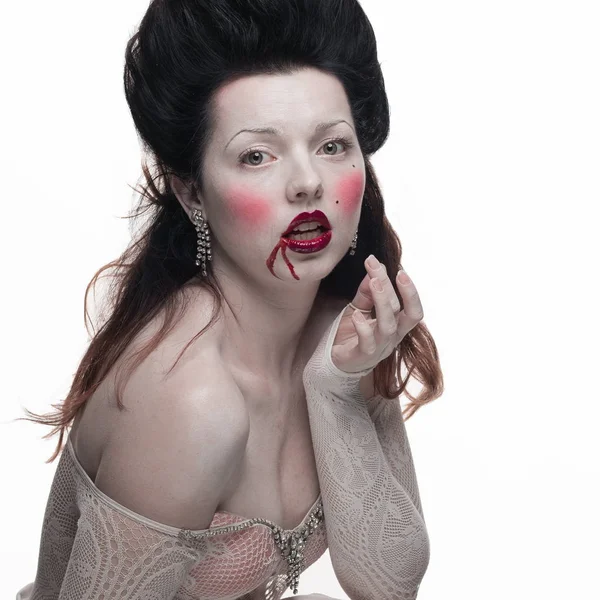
left=65, top=434, right=322, bottom=537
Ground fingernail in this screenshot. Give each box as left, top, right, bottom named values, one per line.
left=398, top=270, right=411, bottom=285
left=367, top=255, right=378, bottom=269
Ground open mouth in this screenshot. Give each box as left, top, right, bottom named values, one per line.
left=284, top=226, right=329, bottom=241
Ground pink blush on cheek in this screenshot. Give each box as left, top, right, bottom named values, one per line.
left=336, top=172, right=364, bottom=214
left=224, top=187, right=272, bottom=228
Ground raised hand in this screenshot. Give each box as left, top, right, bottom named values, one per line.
left=331, top=254, right=424, bottom=374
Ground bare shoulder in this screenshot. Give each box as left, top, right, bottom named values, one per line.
left=95, top=358, right=249, bottom=530
left=111, top=283, right=227, bottom=411
left=94, top=285, right=250, bottom=530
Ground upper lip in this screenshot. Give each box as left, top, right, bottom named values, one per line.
left=282, top=210, right=331, bottom=236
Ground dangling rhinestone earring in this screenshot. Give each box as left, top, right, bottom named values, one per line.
left=349, top=229, right=358, bottom=256
left=192, top=208, right=212, bottom=276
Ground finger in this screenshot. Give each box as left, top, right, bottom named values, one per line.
left=364, top=256, right=402, bottom=313
left=348, top=271, right=376, bottom=313
left=395, top=270, right=424, bottom=321
left=395, top=270, right=424, bottom=339
left=351, top=310, right=377, bottom=355
left=370, top=277, right=399, bottom=340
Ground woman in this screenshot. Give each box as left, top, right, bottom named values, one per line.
left=17, top=0, right=443, bottom=598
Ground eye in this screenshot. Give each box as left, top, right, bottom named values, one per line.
left=239, top=149, right=270, bottom=167
left=320, top=136, right=354, bottom=156
left=238, top=136, right=354, bottom=167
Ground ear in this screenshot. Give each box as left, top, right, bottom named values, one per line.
left=170, top=175, right=206, bottom=221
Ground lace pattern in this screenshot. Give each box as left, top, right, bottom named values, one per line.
left=17, top=305, right=428, bottom=600
left=16, top=437, right=327, bottom=600
left=302, top=307, right=430, bottom=599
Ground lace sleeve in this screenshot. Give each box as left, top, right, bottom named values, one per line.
left=367, top=394, right=425, bottom=522
left=54, top=497, right=204, bottom=600
left=302, top=308, right=430, bottom=600
left=21, top=442, right=213, bottom=600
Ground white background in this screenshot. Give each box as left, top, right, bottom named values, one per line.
left=1, top=1, right=599, bottom=598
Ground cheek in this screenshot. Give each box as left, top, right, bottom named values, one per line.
left=336, top=171, right=364, bottom=215
left=223, top=186, right=273, bottom=229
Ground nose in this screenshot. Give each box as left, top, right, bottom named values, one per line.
left=286, top=162, right=323, bottom=202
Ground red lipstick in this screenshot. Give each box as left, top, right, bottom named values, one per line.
left=266, top=209, right=333, bottom=279
left=282, top=210, right=331, bottom=237
left=283, top=230, right=332, bottom=253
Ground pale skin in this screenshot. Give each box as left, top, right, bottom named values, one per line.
left=172, top=66, right=424, bottom=598
left=63, top=67, right=424, bottom=600
left=173, top=66, right=367, bottom=382
left=173, top=66, right=423, bottom=379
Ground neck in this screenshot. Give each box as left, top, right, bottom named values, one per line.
left=212, top=264, right=327, bottom=381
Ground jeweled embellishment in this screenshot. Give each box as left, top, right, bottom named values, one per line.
left=273, top=501, right=324, bottom=595
left=177, top=498, right=325, bottom=595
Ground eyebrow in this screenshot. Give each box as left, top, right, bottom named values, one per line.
left=224, top=119, right=354, bottom=150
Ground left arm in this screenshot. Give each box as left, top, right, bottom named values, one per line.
left=303, top=308, right=429, bottom=600
left=360, top=373, right=425, bottom=521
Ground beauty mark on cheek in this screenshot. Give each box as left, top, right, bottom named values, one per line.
left=336, top=171, right=364, bottom=215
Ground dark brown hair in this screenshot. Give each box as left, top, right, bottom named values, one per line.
left=18, top=0, right=443, bottom=463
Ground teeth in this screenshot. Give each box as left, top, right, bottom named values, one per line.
left=291, top=221, right=323, bottom=233
left=287, top=229, right=325, bottom=241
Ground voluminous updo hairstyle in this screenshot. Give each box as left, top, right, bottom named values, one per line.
left=21, top=0, right=443, bottom=461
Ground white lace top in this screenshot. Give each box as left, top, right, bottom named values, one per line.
left=17, top=306, right=429, bottom=599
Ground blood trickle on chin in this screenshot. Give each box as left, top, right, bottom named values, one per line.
left=223, top=185, right=300, bottom=281
left=267, top=238, right=299, bottom=281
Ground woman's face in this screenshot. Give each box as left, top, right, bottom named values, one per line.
left=198, top=67, right=366, bottom=285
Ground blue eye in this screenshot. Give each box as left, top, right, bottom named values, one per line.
left=238, top=135, right=355, bottom=167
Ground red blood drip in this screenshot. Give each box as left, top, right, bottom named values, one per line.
left=266, top=237, right=300, bottom=281
left=279, top=239, right=299, bottom=280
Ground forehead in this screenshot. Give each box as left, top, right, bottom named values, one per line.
left=211, top=68, right=353, bottom=138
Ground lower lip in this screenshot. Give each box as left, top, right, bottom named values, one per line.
left=283, top=230, right=332, bottom=253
